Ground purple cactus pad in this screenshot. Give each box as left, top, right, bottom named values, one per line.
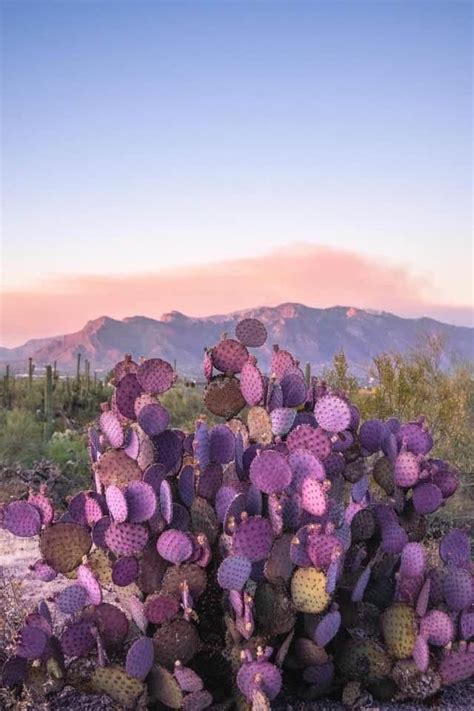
left=137, top=403, right=170, bottom=437
left=105, top=485, right=129, bottom=523
left=440, top=529, right=470, bottom=567
left=125, top=481, right=157, bottom=522
left=4, top=501, right=42, bottom=538
left=125, top=636, right=155, bottom=680
left=112, top=555, right=139, bottom=586
left=237, top=661, right=282, bottom=701
left=235, top=318, right=267, bottom=347
left=56, top=584, right=88, bottom=614
left=233, top=516, right=273, bottom=562
left=249, top=450, right=292, bottom=494
left=217, top=555, right=252, bottom=591
left=314, top=394, right=351, bottom=433
left=157, top=529, right=193, bottom=564
left=137, top=357, right=175, bottom=394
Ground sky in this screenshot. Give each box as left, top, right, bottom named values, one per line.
left=1, top=0, right=472, bottom=346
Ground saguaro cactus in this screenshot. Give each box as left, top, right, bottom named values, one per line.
left=44, top=364, right=53, bottom=439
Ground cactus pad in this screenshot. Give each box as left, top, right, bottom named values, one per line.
left=237, top=660, right=282, bottom=701
left=301, top=478, right=327, bottom=516
left=247, top=406, right=273, bottom=445
left=40, top=523, right=92, bottom=573
left=314, top=394, right=351, bottom=433
left=144, top=593, right=180, bottom=624
left=56, top=584, right=88, bottom=615
left=60, top=620, right=95, bottom=657
left=137, top=402, right=170, bottom=436
left=92, top=665, right=144, bottom=708
left=106, top=485, right=129, bottom=523
left=112, top=555, right=139, bottom=587
left=124, top=481, right=157, bottom=522
left=96, top=449, right=142, bottom=489
left=204, top=375, right=246, bottom=419
left=157, top=529, right=193, bottom=564
left=443, top=567, right=473, bottom=610
left=162, top=563, right=208, bottom=600
left=235, top=317, right=267, bottom=347
left=137, top=357, right=175, bottom=394
left=105, top=522, right=149, bottom=556
left=153, top=619, right=200, bottom=667
left=217, top=555, right=252, bottom=590
left=338, top=639, right=391, bottom=682
left=240, top=359, right=265, bottom=407
left=125, top=636, right=155, bottom=680
left=394, top=451, right=420, bottom=488
left=212, top=338, right=249, bottom=374
left=149, top=664, right=184, bottom=708
left=115, top=373, right=144, bottom=419
left=291, top=567, right=330, bottom=613
left=249, top=450, right=292, bottom=494
left=420, top=610, right=454, bottom=646
left=233, top=516, right=273, bottom=562
left=4, top=501, right=42, bottom=538
left=382, top=603, right=416, bottom=658
left=412, top=482, right=443, bottom=515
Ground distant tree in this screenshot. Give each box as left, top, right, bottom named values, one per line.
left=322, top=351, right=359, bottom=399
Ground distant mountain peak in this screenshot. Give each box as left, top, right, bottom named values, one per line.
left=1, top=303, right=472, bottom=378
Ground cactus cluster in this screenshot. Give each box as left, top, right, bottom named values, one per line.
left=1, top=321, right=473, bottom=709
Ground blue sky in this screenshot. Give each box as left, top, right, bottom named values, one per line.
left=0, top=0, right=472, bottom=342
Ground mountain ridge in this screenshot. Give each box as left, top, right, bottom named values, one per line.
left=1, top=303, right=472, bottom=377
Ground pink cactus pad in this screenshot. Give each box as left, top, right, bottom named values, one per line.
left=212, top=338, right=249, bottom=374
left=99, top=410, right=124, bottom=448
left=270, top=407, right=296, bottom=437
left=217, top=555, right=252, bottom=591
left=157, top=529, right=193, bottom=564
left=77, top=564, right=102, bottom=606
left=233, top=516, right=273, bottom=562
left=124, top=481, right=157, bottom=522
left=420, top=610, right=454, bottom=646
left=288, top=448, right=325, bottom=491
left=160, top=479, right=174, bottom=524
left=123, top=426, right=140, bottom=459
left=137, top=403, right=170, bottom=437
left=433, top=468, right=459, bottom=498
left=125, top=636, right=154, bottom=680
left=223, top=492, right=247, bottom=535
left=105, top=485, right=129, bottom=523
left=314, top=395, right=351, bottom=433
left=235, top=318, right=267, bottom=347
left=400, top=543, right=426, bottom=579
left=240, top=359, right=265, bottom=407
left=112, top=555, right=139, bottom=587
left=307, top=533, right=343, bottom=571
left=249, top=450, right=292, bottom=494
left=287, top=425, right=331, bottom=460
left=301, top=478, right=328, bottom=517
left=398, top=422, right=433, bottom=455
left=30, top=559, right=57, bottom=582
left=105, top=522, right=149, bottom=556
left=394, top=451, right=420, bottom=488
left=413, top=634, right=429, bottom=672
left=4, top=501, right=42, bottom=537
left=28, top=490, right=54, bottom=526
left=271, top=345, right=295, bottom=379
left=193, top=421, right=210, bottom=469
left=416, top=579, right=431, bottom=617
left=137, top=357, right=175, bottom=394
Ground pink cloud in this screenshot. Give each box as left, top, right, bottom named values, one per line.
left=1, top=244, right=472, bottom=347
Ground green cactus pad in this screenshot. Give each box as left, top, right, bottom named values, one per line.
left=382, top=603, right=417, bottom=659
left=91, top=665, right=144, bottom=709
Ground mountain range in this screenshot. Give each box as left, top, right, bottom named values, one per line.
left=1, top=304, right=472, bottom=379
